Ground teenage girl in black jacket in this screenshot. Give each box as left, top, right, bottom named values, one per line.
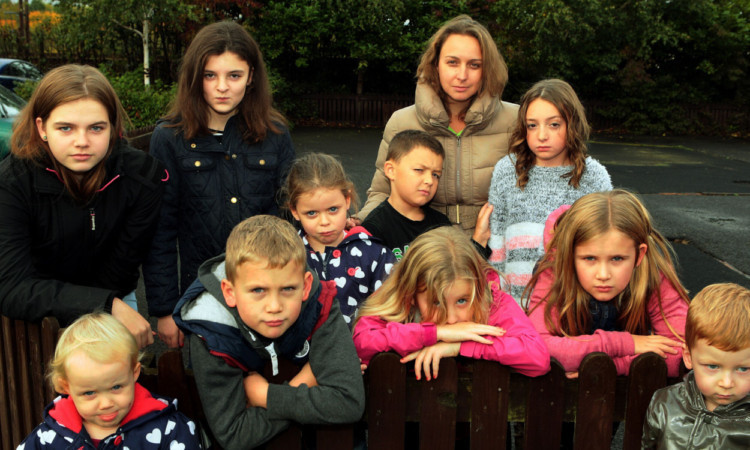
left=142, top=22, right=295, bottom=348
left=0, top=65, right=165, bottom=348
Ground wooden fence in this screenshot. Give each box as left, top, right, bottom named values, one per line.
left=1, top=315, right=681, bottom=450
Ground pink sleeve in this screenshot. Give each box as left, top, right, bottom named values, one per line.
left=460, top=286, right=551, bottom=377
left=543, top=204, right=571, bottom=248
left=647, top=274, right=688, bottom=377
left=352, top=315, right=438, bottom=366
left=527, top=268, right=636, bottom=375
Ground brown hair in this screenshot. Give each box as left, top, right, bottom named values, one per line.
left=11, top=64, right=128, bottom=204
left=416, top=14, right=508, bottom=121
left=525, top=190, right=689, bottom=338
left=686, top=283, right=750, bottom=352
left=166, top=21, right=286, bottom=142
left=224, top=215, right=306, bottom=282
left=385, top=129, right=445, bottom=163
left=284, top=152, right=358, bottom=214
left=510, top=79, right=591, bottom=189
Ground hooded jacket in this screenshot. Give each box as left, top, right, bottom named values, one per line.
left=642, top=371, right=750, bottom=449
left=301, top=226, right=395, bottom=328
left=172, top=255, right=365, bottom=449
left=17, top=384, right=201, bottom=449
left=0, top=141, right=164, bottom=325
left=143, top=117, right=295, bottom=317
left=358, top=83, right=519, bottom=232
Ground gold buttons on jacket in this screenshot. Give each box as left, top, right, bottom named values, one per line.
left=194, top=161, right=201, bottom=167
left=230, top=197, right=238, bottom=204
left=259, top=159, right=265, bottom=165
left=190, top=143, right=196, bottom=148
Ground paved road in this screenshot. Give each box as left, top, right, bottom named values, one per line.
left=291, top=127, right=750, bottom=296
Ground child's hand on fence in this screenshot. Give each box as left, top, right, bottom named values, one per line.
left=289, top=362, right=318, bottom=388
left=471, top=202, right=493, bottom=247
left=244, top=372, right=270, bottom=409
left=360, top=358, right=367, bottom=374
left=632, top=334, right=682, bottom=358
left=436, top=322, right=505, bottom=344
left=565, top=371, right=579, bottom=379
left=401, top=342, right=461, bottom=381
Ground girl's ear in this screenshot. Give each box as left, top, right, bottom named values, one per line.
left=635, top=243, right=648, bottom=267
left=345, top=193, right=352, bottom=211
left=35, top=117, right=46, bottom=140
left=247, top=68, right=254, bottom=86
left=289, top=204, right=301, bottom=221
left=57, top=377, right=70, bottom=395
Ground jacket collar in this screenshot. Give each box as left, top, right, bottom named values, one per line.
left=684, top=370, right=750, bottom=416
left=414, top=82, right=501, bottom=132
left=32, top=139, right=126, bottom=196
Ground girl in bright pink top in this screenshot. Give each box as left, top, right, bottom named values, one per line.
left=353, top=226, right=550, bottom=380
left=526, top=190, right=690, bottom=378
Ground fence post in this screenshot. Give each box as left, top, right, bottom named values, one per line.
left=575, top=353, right=616, bottom=450
left=524, top=358, right=567, bottom=449
left=622, top=353, right=667, bottom=450
left=470, top=360, right=509, bottom=450
left=419, top=357, right=458, bottom=450
left=367, top=352, right=406, bottom=450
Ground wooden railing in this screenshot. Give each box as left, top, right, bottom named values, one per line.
left=0, top=316, right=679, bottom=450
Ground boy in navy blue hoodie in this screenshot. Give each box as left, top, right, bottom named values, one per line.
left=18, top=313, right=201, bottom=449
left=173, top=215, right=365, bottom=449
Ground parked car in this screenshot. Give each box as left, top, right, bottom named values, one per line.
left=0, top=84, right=26, bottom=159
left=0, top=58, right=42, bottom=90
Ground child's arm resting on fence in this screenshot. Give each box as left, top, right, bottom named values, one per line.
left=353, top=315, right=438, bottom=366
left=460, top=290, right=551, bottom=377
left=267, top=302, right=365, bottom=425
left=189, top=334, right=290, bottom=449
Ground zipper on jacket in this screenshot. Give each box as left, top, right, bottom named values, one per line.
left=89, top=208, right=96, bottom=231
left=455, top=135, right=463, bottom=215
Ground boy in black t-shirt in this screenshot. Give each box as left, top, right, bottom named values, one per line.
left=362, top=130, right=491, bottom=260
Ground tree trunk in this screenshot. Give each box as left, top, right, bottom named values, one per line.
left=142, top=18, right=151, bottom=86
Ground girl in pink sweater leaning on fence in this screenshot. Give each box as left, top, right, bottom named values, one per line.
left=353, top=226, right=550, bottom=380
left=526, top=190, right=690, bottom=378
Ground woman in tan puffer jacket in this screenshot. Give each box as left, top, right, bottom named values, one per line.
left=357, top=15, right=519, bottom=234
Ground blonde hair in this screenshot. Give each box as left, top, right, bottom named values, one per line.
left=47, top=312, right=139, bottom=393
left=416, top=14, right=508, bottom=121
left=357, top=226, right=493, bottom=325
left=11, top=64, right=129, bottom=204
left=224, top=215, right=306, bottom=282
left=510, top=79, right=591, bottom=190
left=686, top=283, right=750, bottom=352
left=526, top=190, right=689, bottom=338
left=283, top=152, right=358, bottom=214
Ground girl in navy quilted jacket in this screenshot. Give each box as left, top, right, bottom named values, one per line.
left=143, top=21, right=295, bottom=349
left=285, top=152, right=396, bottom=328
left=17, top=313, right=202, bottom=449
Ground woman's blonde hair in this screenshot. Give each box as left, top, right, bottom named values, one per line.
left=166, top=21, right=286, bottom=142
left=283, top=152, right=358, bottom=215
left=47, top=312, right=140, bottom=393
left=525, top=190, right=689, bottom=338
left=357, top=226, right=494, bottom=325
left=416, top=14, right=508, bottom=121
left=510, top=79, right=591, bottom=189
left=11, top=64, right=128, bottom=204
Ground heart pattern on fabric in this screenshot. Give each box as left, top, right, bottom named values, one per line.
left=350, top=247, right=363, bottom=257
left=170, top=441, right=186, bottom=450
left=354, top=268, right=365, bottom=279
left=330, top=257, right=341, bottom=267
left=165, top=419, right=176, bottom=435
left=347, top=296, right=358, bottom=306
left=187, top=421, right=196, bottom=435
left=38, top=429, right=56, bottom=444
left=335, top=277, right=347, bottom=288
left=146, top=428, right=162, bottom=444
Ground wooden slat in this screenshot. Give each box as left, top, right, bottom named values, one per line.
left=0, top=316, right=13, bottom=450
left=574, top=353, right=616, bottom=450
left=419, top=358, right=457, bottom=450
left=13, top=320, right=35, bottom=441
left=367, top=352, right=406, bottom=450
left=25, top=320, right=46, bottom=424
left=524, top=359, right=567, bottom=449
left=262, top=359, right=302, bottom=450
left=157, top=350, right=194, bottom=415
left=316, top=423, right=354, bottom=450
left=470, top=360, right=508, bottom=450
left=40, top=317, right=60, bottom=404
left=623, top=353, right=667, bottom=450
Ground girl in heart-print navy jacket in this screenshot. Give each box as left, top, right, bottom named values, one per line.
left=16, top=384, right=202, bottom=450
left=301, top=226, right=396, bottom=329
